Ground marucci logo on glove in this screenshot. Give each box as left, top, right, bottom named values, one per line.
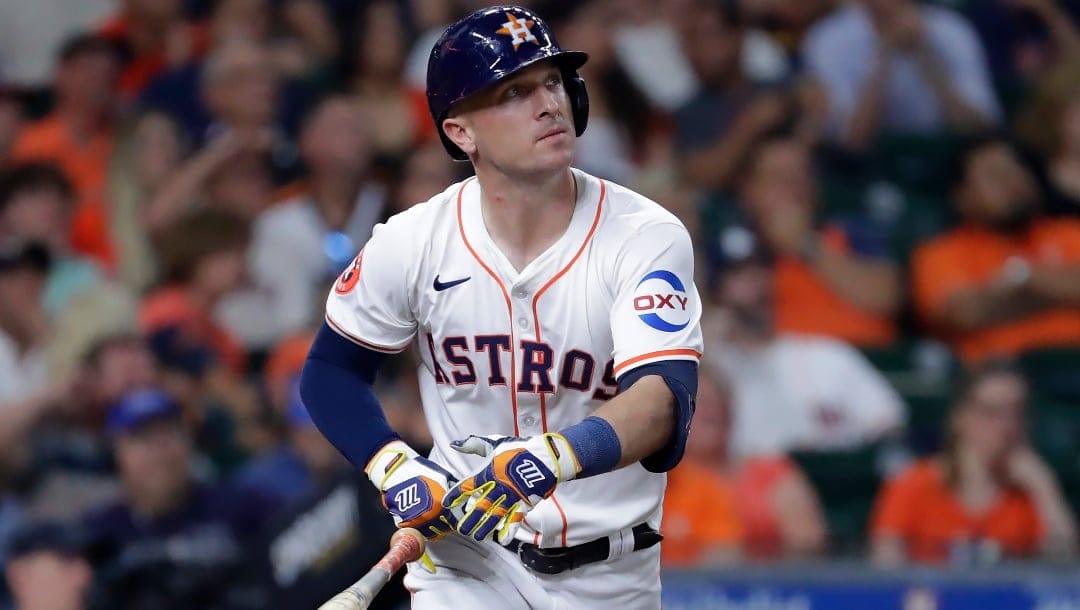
left=512, top=457, right=549, bottom=490
left=393, top=483, right=423, bottom=513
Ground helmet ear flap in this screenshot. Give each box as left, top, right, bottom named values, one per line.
left=565, top=73, right=589, bottom=136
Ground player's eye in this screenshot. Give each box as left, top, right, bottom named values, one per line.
left=545, top=74, right=562, bottom=87
left=504, top=85, right=524, bottom=99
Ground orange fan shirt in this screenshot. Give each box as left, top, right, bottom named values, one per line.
left=774, top=226, right=897, bottom=347
left=911, top=218, right=1080, bottom=362
left=661, top=458, right=743, bottom=566
left=870, top=459, right=1043, bottom=563
left=10, top=115, right=115, bottom=267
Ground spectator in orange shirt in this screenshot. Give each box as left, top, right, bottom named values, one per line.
left=9, top=35, right=121, bottom=268
left=140, top=209, right=249, bottom=376
left=736, top=135, right=901, bottom=346
left=911, top=135, right=1080, bottom=363
left=695, top=363, right=827, bottom=561
left=871, top=359, right=1077, bottom=566
left=662, top=367, right=744, bottom=567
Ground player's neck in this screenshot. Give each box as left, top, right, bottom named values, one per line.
left=477, top=168, right=577, bottom=271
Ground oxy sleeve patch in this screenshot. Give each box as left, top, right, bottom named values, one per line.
left=632, top=270, right=691, bottom=332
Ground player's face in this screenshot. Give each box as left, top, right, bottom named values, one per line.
left=445, top=61, right=575, bottom=177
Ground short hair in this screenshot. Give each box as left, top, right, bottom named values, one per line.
left=0, top=162, right=76, bottom=212
left=955, top=357, right=1028, bottom=406
left=157, top=210, right=251, bottom=284
left=57, top=33, right=122, bottom=64
left=946, top=132, right=1017, bottom=192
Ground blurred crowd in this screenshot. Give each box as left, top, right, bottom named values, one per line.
left=0, top=0, right=1078, bottom=608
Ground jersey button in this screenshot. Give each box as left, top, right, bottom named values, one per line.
left=512, top=289, right=528, bottom=299
left=517, top=317, right=529, bottom=329
left=522, top=416, right=537, bottom=427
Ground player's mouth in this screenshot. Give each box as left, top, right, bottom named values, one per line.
left=537, top=126, right=568, bottom=142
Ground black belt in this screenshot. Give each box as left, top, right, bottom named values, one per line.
left=507, top=523, right=662, bottom=575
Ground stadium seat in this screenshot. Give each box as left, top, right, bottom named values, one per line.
left=789, top=443, right=896, bottom=555
left=861, top=340, right=957, bottom=455
left=1030, top=399, right=1080, bottom=515
left=1017, top=348, right=1080, bottom=404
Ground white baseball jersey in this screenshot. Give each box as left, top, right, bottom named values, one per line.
left=325, top=168, right=702, bottom=548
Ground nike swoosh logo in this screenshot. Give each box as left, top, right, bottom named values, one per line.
left=433, top=275, right=471, bottom=291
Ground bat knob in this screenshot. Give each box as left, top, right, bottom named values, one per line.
left=391, top=528, right=426, bottom=562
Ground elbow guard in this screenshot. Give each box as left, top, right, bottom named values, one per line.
left=617, top=359, right=698, bottom=473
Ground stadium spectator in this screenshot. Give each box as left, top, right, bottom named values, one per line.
left=1013, top=61, right=1080, bottom=216
left=0, top=89, right=25, bottom=162
left=350, top=0, right=432, bottom=166
left=0, top=241, right=73, bottom=451
left=82, top=388, right=278, bottom=610
left=4, top=520, right=92, bottom=610
left=0, top=163, right=102, bottom=316
left=0, top=0, right=112, bottom=89
left=106, top=111, right=186, bottom=291
left=911, top=135, right=1080, bottom=363
left=139, top=33, right=301, bottom=180
left=662, top=366, right=745, bottom=567
left=140, top=210, right=250, bottom=375
left=871, top=360, right=1077, bottom=565
left=736, top=135, right=901, bottom=346
left=234, top=379, right=346, bottom=502
left=553, top=0, right=652, bottom=184
left=9, top=35, right=121, bottom=267
left=962, top=0, right=1080, bottom=94
left=97, top=0, right=210, bottom=101
left=220, top=96, right=383, bottom=348
left=803, top=0, right=1001, bottom=150
left=674, top=0, right=794, bottom=194
left=391, top=141, right=461, bottom=214
left=705, top=225, right=905, bottom=456
left=686, top=365, right=827, bottom=561
left=139, top=210, right=275, bottom=465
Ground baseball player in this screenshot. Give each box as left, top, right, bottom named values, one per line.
left=299, top=5, right=702, bottom=609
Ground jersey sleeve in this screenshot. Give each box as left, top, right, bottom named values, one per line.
left=609, top=222, right=703, bottom=379
left=324, top=218, right=417, bottom=352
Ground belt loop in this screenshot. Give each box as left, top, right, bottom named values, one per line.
left=608, top=527, right=636, bottom=561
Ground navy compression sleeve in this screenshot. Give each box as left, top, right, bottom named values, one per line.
left=298, top=322, right=400, bottom=470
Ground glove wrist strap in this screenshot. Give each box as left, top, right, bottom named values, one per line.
left=365, top=439, right=418, bottom=490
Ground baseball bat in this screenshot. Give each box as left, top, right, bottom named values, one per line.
left=317, top=527, right=426, bottom=610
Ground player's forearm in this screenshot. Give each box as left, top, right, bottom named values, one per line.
left=591, top=374, right=676, bottom=469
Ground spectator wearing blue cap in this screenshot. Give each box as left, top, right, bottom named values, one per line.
left=80, top=388, right=278, bottom=610
left=4, top=520, right=92, bottom=610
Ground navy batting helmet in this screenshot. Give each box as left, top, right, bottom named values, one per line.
left=426, top=5, right=589, bottom=161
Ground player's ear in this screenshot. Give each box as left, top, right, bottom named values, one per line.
left=442, top=116, right=477, bottom=157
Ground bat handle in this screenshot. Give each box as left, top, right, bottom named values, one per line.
left=317, top=528, right=426, bottom=610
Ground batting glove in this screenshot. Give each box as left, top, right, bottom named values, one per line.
left=443, top=434, right=581, bottom=544
left=366, top=440, right=460, bottom=570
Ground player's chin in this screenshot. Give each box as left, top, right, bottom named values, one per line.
left=531, top=139, right=575, bottom=170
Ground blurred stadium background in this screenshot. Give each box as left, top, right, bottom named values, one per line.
left=0, top=0, right=1077, bottom=608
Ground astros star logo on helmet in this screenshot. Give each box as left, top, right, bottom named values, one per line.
left=496, top=12, right=537, bottom=50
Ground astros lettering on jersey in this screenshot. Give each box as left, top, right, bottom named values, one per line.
left=326, top=168, right=703, bottom=548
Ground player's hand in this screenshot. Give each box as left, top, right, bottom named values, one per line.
left=443, top=434, right=580, bottom=544
left=366, top=440, right=460, bottom=544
